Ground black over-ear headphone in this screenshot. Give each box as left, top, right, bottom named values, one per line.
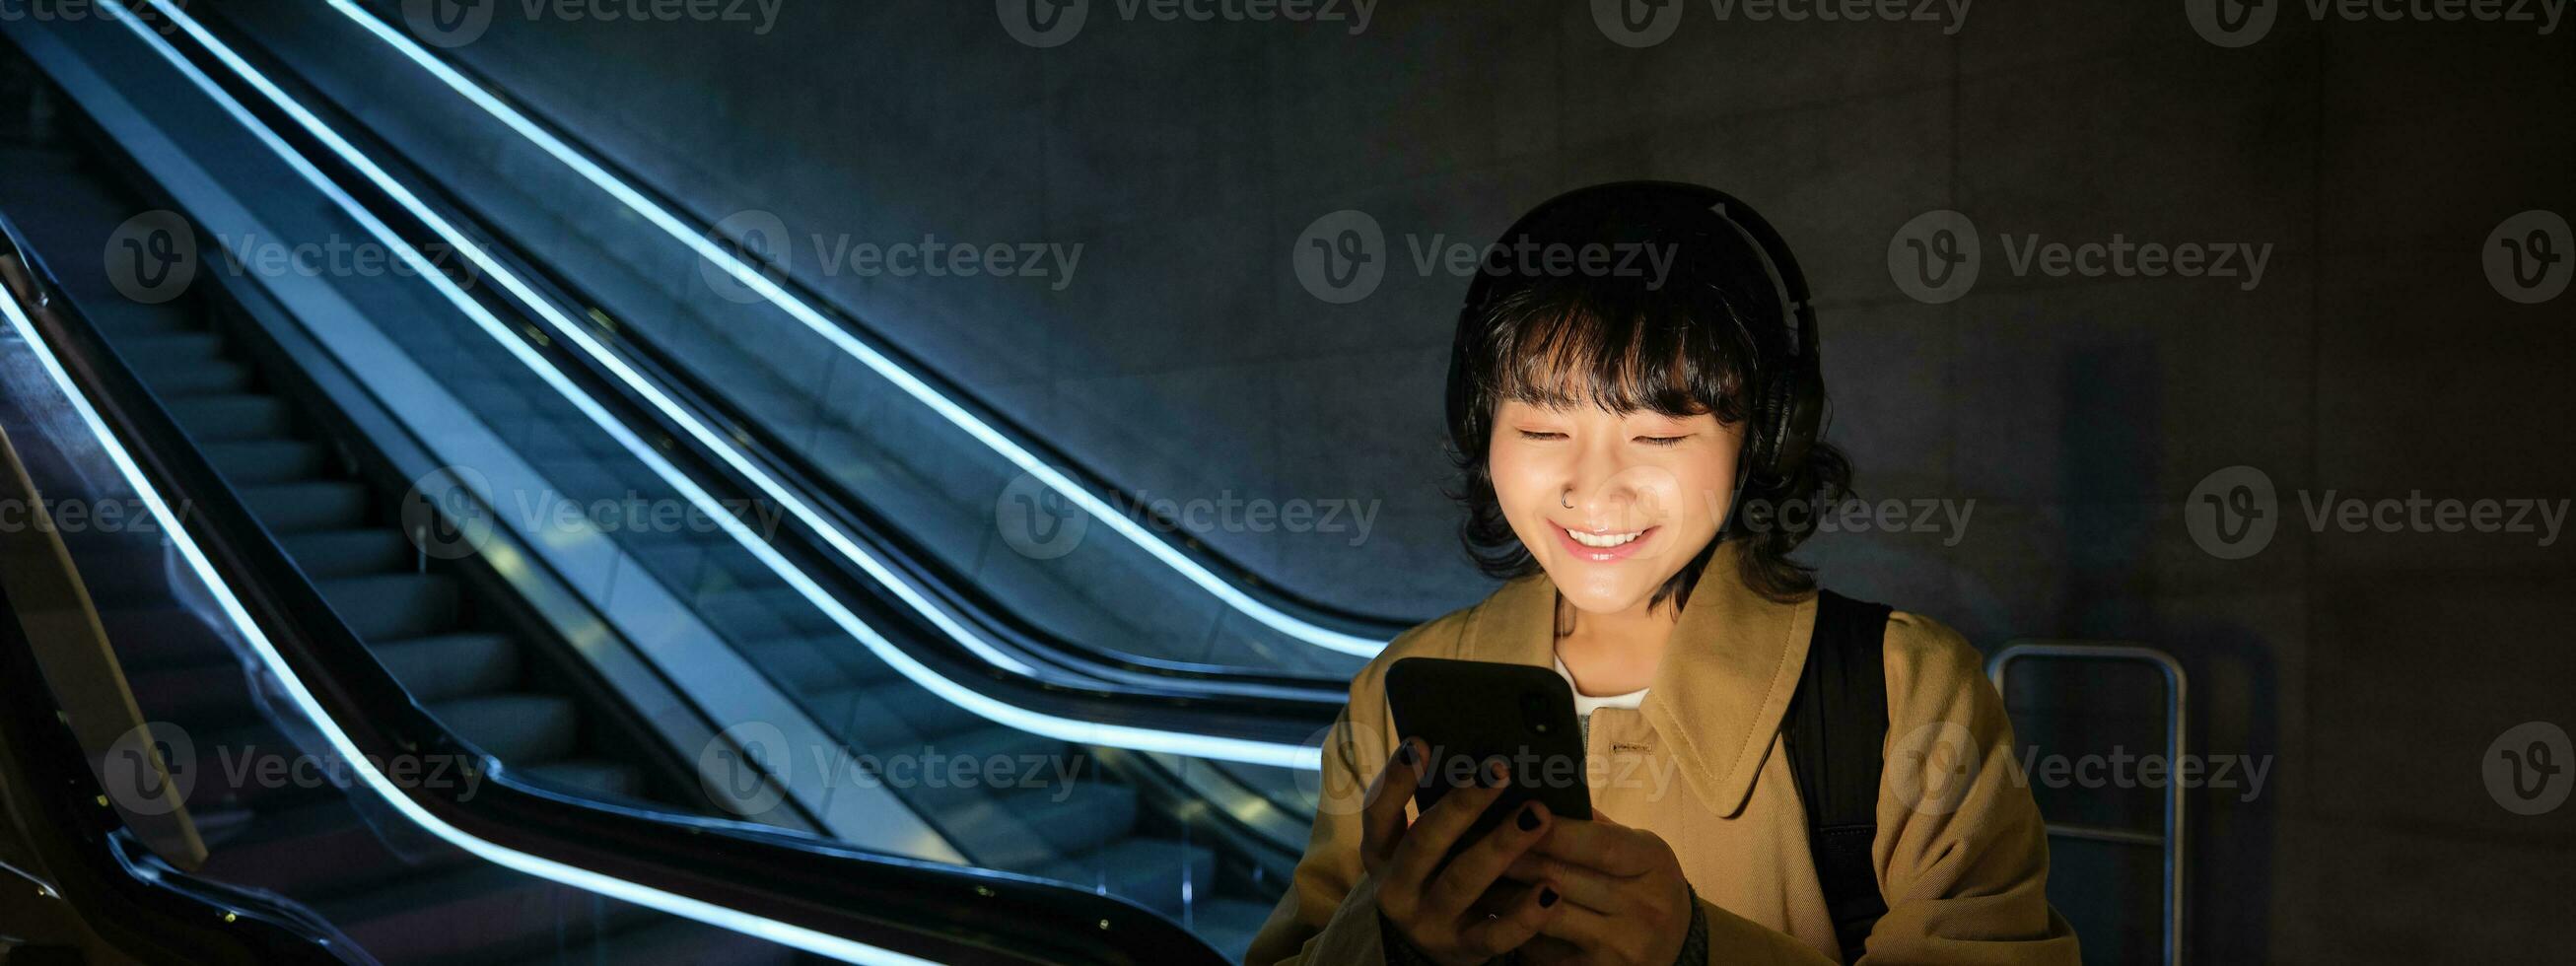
left=1454, top=180, right=1824, bottom=485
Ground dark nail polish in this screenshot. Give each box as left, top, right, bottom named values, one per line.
left=1396, top=742, right=1417, bottom=767
left=1539, top=888, right=1559, bottom=909
left=1516, top=804, right=1541, bottom=831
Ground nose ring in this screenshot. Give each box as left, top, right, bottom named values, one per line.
left=1561, top=489, right=1572, bottom=510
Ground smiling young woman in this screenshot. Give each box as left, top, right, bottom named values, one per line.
left=1245, top=183, right=2079, bottom=966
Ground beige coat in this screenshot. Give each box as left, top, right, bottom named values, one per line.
left=1245, top=544, right=2079, bottom=964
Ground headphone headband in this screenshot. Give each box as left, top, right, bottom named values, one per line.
left=1457, top=181, right=1826, bottom=484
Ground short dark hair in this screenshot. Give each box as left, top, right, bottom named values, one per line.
left=1442, top=217, right=1853, bottom=608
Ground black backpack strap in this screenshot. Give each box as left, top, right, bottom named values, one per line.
left=1782, top=589, right=1893, bottom=961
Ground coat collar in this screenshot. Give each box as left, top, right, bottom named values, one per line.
left=1458, top=540, right=1817, bottom=818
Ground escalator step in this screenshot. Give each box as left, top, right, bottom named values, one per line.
left=111, top=331, right=222, bottom=369
left=201, top=440, right=334, bottom=485
left=898, top=725, right=1078, bottom=814
left=426, top=693, right=581, bottom=764
left=85, top=303, right=201, bottom=337
left=280, top=528, right=417, bottom=580
left=373, top=632, right=521, bottom=702
left=1033, top=836, right=1219, bottom=918
left=317, top=573, right=460, bottom=640
left=171, top=393, right=293, bottom=441
left=518, top=758, right=644, bottom=800
left=957, top=783, right=1141, bottom=872
left=142, top=359, right=255, bottom=397
left=240, top=481, right=373, bottom=533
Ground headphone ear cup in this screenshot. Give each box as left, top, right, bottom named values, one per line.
left=1752, top=370, right=1821, bottom=485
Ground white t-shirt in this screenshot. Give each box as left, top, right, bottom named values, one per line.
left=1553, top=654, right=1647, bottom=741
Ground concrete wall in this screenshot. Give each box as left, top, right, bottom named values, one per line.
left=370, top=1, right=2572, bottom=959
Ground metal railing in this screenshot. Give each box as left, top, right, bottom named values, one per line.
left=1986, top=642, right=2187, bottom=966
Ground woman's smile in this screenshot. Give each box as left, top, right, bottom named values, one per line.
left=1554, top=522, right=1659, bottom=561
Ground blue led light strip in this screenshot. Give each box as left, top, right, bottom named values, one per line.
left=323, top=0, right=1387, bottom=659
left=128, top=0, right=1315, bottom=771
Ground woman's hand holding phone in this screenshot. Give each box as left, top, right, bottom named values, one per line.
left=1504, top=809, right=1698, bottom=965
left=1361, top=738, right=1565, bottom=966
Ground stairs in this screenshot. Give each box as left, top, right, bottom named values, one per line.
left=0, top=145, right=790, bottom=962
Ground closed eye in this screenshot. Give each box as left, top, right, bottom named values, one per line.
left=1517, top=430, right=1567, bottom=442
left=1635, top=436, right=1688, bottom=448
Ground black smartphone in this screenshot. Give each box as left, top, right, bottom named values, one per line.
left=1384, top=656, right=1592, bottom=864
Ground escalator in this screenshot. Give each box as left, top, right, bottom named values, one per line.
left=3, top=8, right=1311, bottom=959
left=1, top=142, right=794, bottom=962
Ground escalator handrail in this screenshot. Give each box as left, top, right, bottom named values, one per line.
left=0, top=575, right=362, bottom=966
left=148, top=1, right=1355, bottom=756
left=330, top=0, right=1420, bottom=646
left=0, top=204, right=1226, bottom=966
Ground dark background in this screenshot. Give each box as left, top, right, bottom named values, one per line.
left=236, top=0, right=2576, bottom=960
